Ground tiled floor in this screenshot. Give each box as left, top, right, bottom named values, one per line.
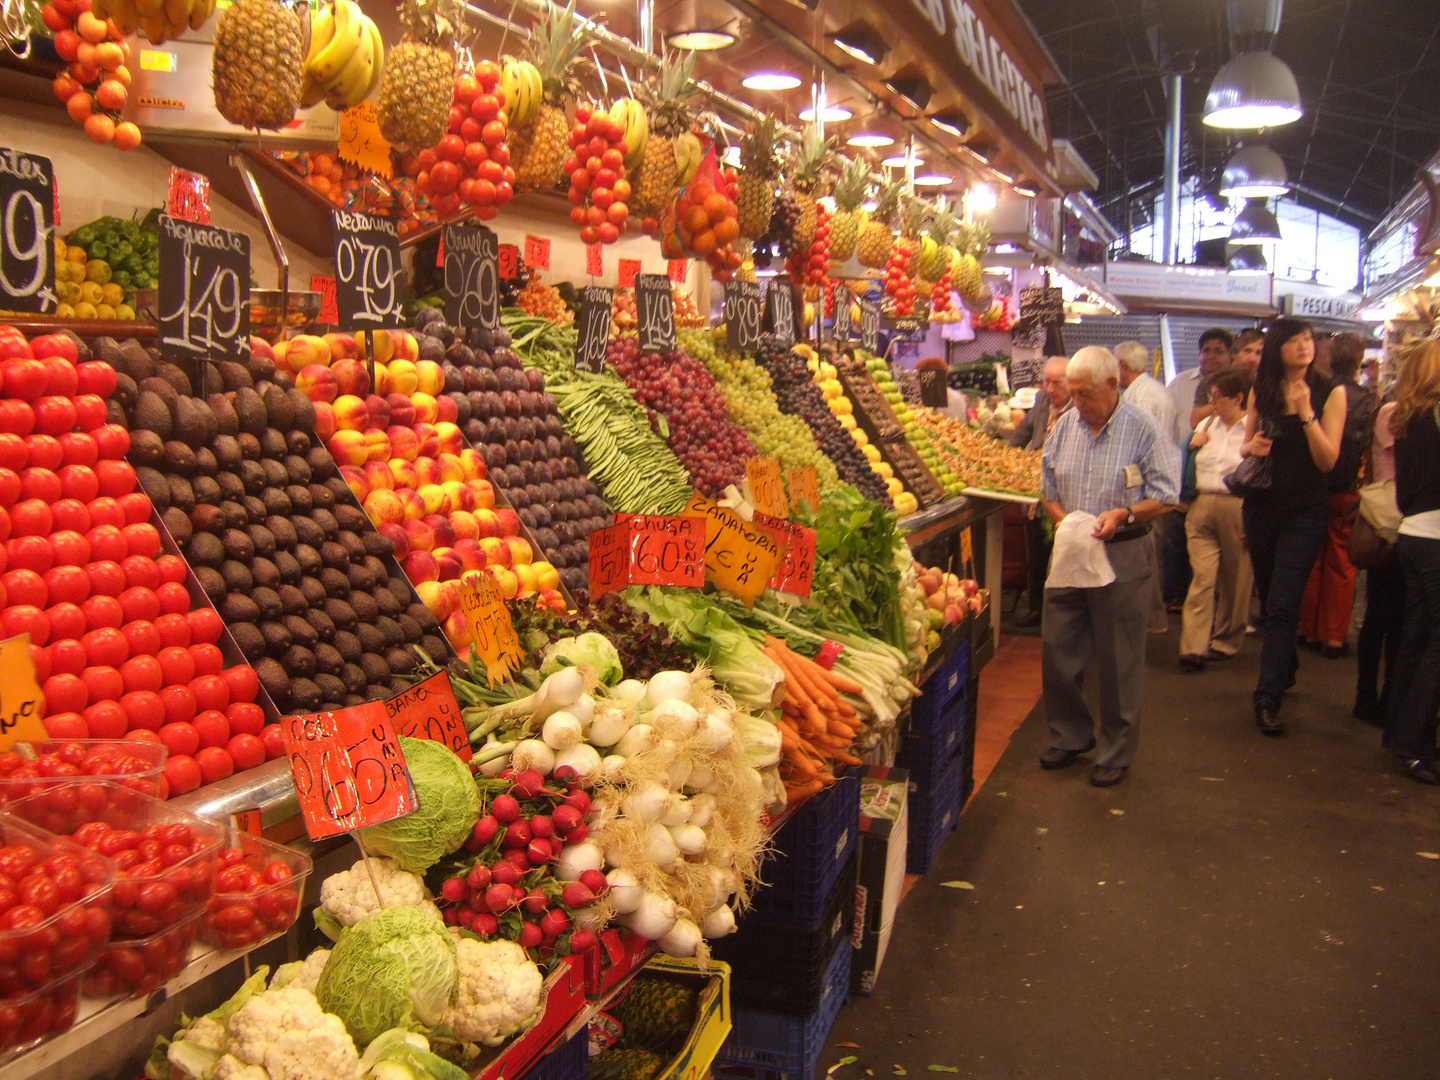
left=969, top=634, right=1042, bottom=799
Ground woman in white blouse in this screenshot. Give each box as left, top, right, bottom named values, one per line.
left=1179, top=368, right=1255, bottom=670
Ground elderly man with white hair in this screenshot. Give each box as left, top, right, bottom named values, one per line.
left=1038, top=346, right=1182, bottom=786
left=1115, top=339, right=1178, bottom=634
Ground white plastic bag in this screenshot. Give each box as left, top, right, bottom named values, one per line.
left=1046, top=512, right=1116, bottom=589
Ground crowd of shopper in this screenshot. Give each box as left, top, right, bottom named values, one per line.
left=1023, top=321, right=1439, bottom=788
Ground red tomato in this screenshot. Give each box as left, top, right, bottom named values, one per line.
left=82, top=701, right=126, bottom=740
left=188, top=675, right=228, bottom=713
left=157, top=685, right=196, bottom=726
left=79, top=665, right=123, bottom=705
left=260, top=860, right=292, bottom=885
left=260, top=725, right=285, bottom=759
left=227, top=734, right=265, bottom=771
left=226, top=702, right=264, bottom=737
left=161, top=755, right=201, bottom=796
left=194, top=747, right=233, bottom=784
left=156, top=647, right=194, bottom=687
left=124, top=729, right=161, bottom=744
left=42, top=674, right=86, bottom=715
left=155, top=582, right=189, bottom=615
left=119, top=690, right=165, bottom=732
left=192, top=711, right=229, bottom=749
left=119, top=654, right=162, bottom=694
left=185, top=607, right=223, bottom=645
left=188, top=644, right=223, bottom=678
left=155, top=555, right=186, bottom=585
left=152, top=614, right=190, bottom=649
left=219, top=665, right=258, bottom=705
left=157, top=722, right=199, bottom=758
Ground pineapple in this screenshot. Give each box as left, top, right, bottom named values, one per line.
left=857, top=179, right=901, bottom=268
left=896, top=196, right=929, bottom=279
left=509, top=0, right=592, bottom=193
left=953, top=220, right=990, bottom=299
left=828, top=155, right=872, bottom=263
left=211, top=0, right=303, bottom=131
left=736, top=116, right=780, bottom=240
left=375, top=0, right=464, bottom=153
left=789, top=121, right=834, bottom=251
left=631, top=50, right=697, bottom=216
left=917, top=198, right=957, bottom=282
left=591, top=1048, right=666, bottom=1080
left=613, top=977, right=699, bottom=1051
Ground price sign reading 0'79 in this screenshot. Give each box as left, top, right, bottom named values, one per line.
left=281, top=702, right=417, bottom=841
left=0, top=148, right=56, bottom=315
left=331, top=208, right=403, bottom=331
left=157, top=214, right=250, bottom=361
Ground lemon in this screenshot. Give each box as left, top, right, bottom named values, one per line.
left=95, top=303, right=116, bottom=320
left=53, top=261, right=70, bottom=284
left=67, top=245, right=87, bottom=264
left=54, top=302, right=76, bottom=319
left=114, top=304, right=136, bottom=321
left=100, top=283, right=124, bottom=306
left=85, top=259, right=112, bottom=284
left=74, top=301, right=98, bottom=319
left=53, top=237, right=67, bottom=260
left=79, top=281, right=104, bottom=305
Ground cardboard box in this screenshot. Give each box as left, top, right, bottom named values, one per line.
left=851, top=766, right=909, bottom=994
left=649, top=956, right=732, bottom=1080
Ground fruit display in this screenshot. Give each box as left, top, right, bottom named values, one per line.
left=611, top=288, right=638, bottom=331
left=91, top=0, right=213, bottom=42
left=672, top=288, right=703, bottom=328
left=952, top=221, right=990, bottom=302
left=787, top=201, right=829, bottom=288
left=786, top=123, right=832, bottom=254
left=211, top=0, right=305, bottom=131
left=912, top=406, right=1042, bottom=497
left=883, top=198, right=925, bottom=317
left=0, top=739, right=167, bottom=803
left=375, top=0, right=462, bottom=153
left=515, top=279, right=573, bottom=325
left=46, top=0, right=143, bottom=151
left=856, top=350, right=963, bottom=499
left=422, top=61, right=517, bottom=220
left=631, top=51, right=698, bottom=222
left=605, top=335, right=756, bottom=499
left=300, top=0, right=385, bottom=113
left=762, top=191, right=802, bottom=261
left=564, top=102, right=632, bottom=245
left=829, top=351, right=947, bottom=510
left=508, top=0, right=593, bottom=194
left=949, top=355, right=1007, bottom=395
left=592, top=972, right=701, bottom=1080
left=63, top=212, right=157, bottom=301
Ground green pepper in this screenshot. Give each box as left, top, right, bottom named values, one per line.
left=90, top=244, right=109, bottom=261
left=114, top=271, right=132, bottom=289
left=73, top=225, right=97, bottom=247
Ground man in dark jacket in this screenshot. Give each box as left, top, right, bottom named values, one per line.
left=1011, top=357, right=1071, bottom=625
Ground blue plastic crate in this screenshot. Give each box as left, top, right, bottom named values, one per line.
left=896, top=691, right=968, bottom=782
left=909, top=640, right=971, bottom=736
left=515, top=1028, right=589, bottom=1080
left=906, top=750, right=966, bottom=875
left=712, top=929, right=851, bottom=1080
left=747, top=767, right=861, bottom=931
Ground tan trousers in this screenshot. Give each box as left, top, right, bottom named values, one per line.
left=1181, top=493, right=1254, bottom=658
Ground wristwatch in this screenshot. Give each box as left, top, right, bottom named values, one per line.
left=1123, top=507, right=1136, bottom=526
left=1301, top=414, right=1318, bottom=427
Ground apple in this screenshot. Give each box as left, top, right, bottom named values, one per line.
left=314, top=401, right=337, bottom=441
left=387, top=359, right=419, bottom=396
left=363, top=489, right=406, bottom=526
left=442, top=610, right=470, bottom=649
left=436, top=454, right=465, bottom=485
left=365, top=395, right=391, bottom=431
left=410, top=392, right=439, bottom=425
left=92, top=424, right=129, bottom=461
left=387, top=426, right=419, bottom=462
left=402, top=549, right=439, bottom=584
left=282, top=334, right=330, bottom=371
left=424, top=514, right=456, bottom=549
left=72, top=395, right=107, bottom=433
left=0, top=401, right=35, bottom=436
left=24, top=435, right=62, bottom=470
left=295, top=364, right=338, bottom=403
left=415, top=360, right=445, bottom=396
left=10, top=498, right=52, bottom=538
left=434, top=548, right=461, bottom=582
left=504, top=536, right=533, bottom=566
left=388, top=457, right=418, bottom=490
left=332, top=395, right=369, bottom=432
left=59, top=464, right=98, bottom=503
left=327, top=430, right=368, bottom=467
left=323, top=332, right=359, bottom=362
left=390, top=331, right=419, bottom=363
left=943, top=603, right=965, bottom=626
left=487, top=565, right=518, bottom=600
left=450, top=510, right=479, bottom=541
left=250, top=336, right=276, bottom=365
left=362, top=460, right=395, bottom=492
left=959, top=578, right=980, bottom=598
left=402, top=519, right=435, bottom=552
left=511, top=563, right=538, bottom=598
left=473, top=508, right=501, bottom=539
left=338, top=465, right=369, bottom=502
left=414, top=580, right=453, bottom=621
left=454, top=538, right=486, bottom=573
left=377, top=522, right=410, bottom=559
left=417, top=484, right=448, bottom=516
left=457, top=449, right=486, bottom=481
left=478, top=536, right=510, bottom=568
left=494, top=508, right=521, bottom=538
left=386, top=394, right=415, bottom=428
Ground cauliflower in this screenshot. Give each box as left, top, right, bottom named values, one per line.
left=440, top=938, right=543, bottom=1045
left=318, top=858, right=429, bottom=939
left=269, top=948, right=331, bottom=993
left=184, top=1016, right=227, bottom=1053
left=213, top=1056, right=268, bottom=1080
left=227, top=987, right=362, bottom=1080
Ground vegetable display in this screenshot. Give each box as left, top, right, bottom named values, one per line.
left=358, top=737, right=483, bottom=873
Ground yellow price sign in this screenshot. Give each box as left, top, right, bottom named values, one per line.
left=745, top=456, right=788, bottom=519
left=0, top=634, right=47, bottom=752
left=787, top=466, right=820, bottom=516
left=960, top=526, right=974, bottom=565
left=458, top=573, right=526, bottom=686
left=338, top=101, right=394, bottom=179
left=685, top=491, right=784, bottom=606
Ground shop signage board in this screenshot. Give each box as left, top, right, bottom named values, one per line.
left=618, top=258, right=641, bottom=288
left=1280, top=290, right=1362, bottom=320
left=832, top=285, right=853, bottom=343
left=586, top=242, right=603, bottom=277
left=0, top=633, right=46, bottom=751
left=386, top=669, right=471, bottom=762
left=498, top=243, right=519, bottom=280
left=157, top=214, right=250, bottom=361
left=442, top=222, right=498, bottom=331
left=524, top=234, right=550, bottom=271
left=588, top=513, right=705, bottom=599
left=724, top=280, right=763, bottom=351
left=1018, top=285, right=1065, bottom=328
left=331, top=209, right=403, bottom=331
left=919, top=367, right=950, bottom=407
left=0, top=147, right=56, bottom=315
left=765, top=274, right=796, bottom=347
left=636, top=273, right=677, bottom=352
left=574, top=285, right=614, bottom=373
left=859, top=297, right=881, bottom=353
left=312, top=274, right=338, bottom=324
left=337, top=102, right=393, bottom=178
left=280, top=702, right=417, bottom=841
left=1102, top=262, right=1273, bottom=306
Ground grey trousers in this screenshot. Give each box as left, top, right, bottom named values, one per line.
left=1042, top=535, right=1155, bottom=770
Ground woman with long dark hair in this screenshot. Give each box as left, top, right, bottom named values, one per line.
left=1239, top=319, right=1347, bottom=735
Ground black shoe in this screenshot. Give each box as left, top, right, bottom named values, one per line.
left=1014, top=609, right=1042, bottom=628
left=1321, top=642, right=1350, bottom=659
left=1299, top=638, right=1322, bottom=652
left=1165, top=600, right=1184, bottom=614
left=1089, top=765, right=1127, bottom=787
left=1352, top=700, right=1385, bottom=728
left=1400, top=759, right=1440, bottom=785
left=1039, top=739, right=1096, bottom=770
left=1255, top=702, right=1284, bottom=736
left=1206, top=648, right=1235, bottom=661
left=1179, top=654, right=1206, bottom=673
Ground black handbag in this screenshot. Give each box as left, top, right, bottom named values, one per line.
left=1223, top=419, right=1273, bottom=497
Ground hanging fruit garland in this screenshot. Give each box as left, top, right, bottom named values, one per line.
left=563, top=102, right=632, bottom=245
left=441, top=59, right=515, bottom=220
left=48, top=0, right=143, bottom=150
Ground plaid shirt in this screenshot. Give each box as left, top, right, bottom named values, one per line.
left=1041, top=398, right=1181, bottom=516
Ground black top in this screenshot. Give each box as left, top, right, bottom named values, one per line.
left=1395, top=406, right=1440, bottom=518
left=1248, top=375, right=1333, bottom=516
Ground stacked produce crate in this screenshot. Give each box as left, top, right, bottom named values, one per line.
left=896, top=641, right=972, bottom=874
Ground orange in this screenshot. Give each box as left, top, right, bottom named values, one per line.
left=713, top=217, right=739, bottom=244
left=688, top=180, right=715, bottom=205
left=83, top=113, right=115, bottom=144
left=703, top=193, right=729, bottom=220
left=112, top=121, right=141, bottom=151
left=65, top=91, right=93, bottom=123
left=683, top=206, right=709, bottom=233
left=691, top=229, right=717, bottom=257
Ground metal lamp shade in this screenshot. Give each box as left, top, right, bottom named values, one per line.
left=1203, top=52, right=1303, bottom=128
left=1228, top=246, right=1268, bottom=273
left=1220, top=145, right=1289, bottom=197
left=1229, top=200, right=1282, bottom=244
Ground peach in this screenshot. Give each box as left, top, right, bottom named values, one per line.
left=390, top=331, right=419, bottom=363
left=402, top=549, right=439, bottom=584
left=354, top=329, right=395, bottom=362
left=454, top=537, right=486, bottom=572
left=331, top=358, right=370, bottom=397
left=296, top=364, right=338, bottom=403
left=387, top=359, right=419, bottom=396
left=414, top=424, right=440, bottom=459
left=437, top=454, right=465, bottom=484
left=417, top=484, right=449, bottom=516
left=363, top=460, right=394, bottom=491
left=332, top=394, right=369, bottom=432
left=458, top=449, right=486, bottom=481
left=487, top=565, right=518, bottom=600
left=323, top=332, right=359, bottom=362
left=435, top=395, right=459, bottom=424
left=378, top=521, right=410, bottom=560
left=511, top=563, right=539, bottom=598
left=400, top=489, right=428, bottom=522
left=327, top=430, right=368, bottom=467
left=412, top=456, right=441, bottom=488
left=538, top=588, right=567, bottom=612
left=467, top=478, right=495, bottom=510
left=442, top=610, right=471, bottom=649
left=415, top=579, right=453, bottom=621
left=388, top=426, right=420, bottom=461
left=284, top=334, right=330, bottom=371
left=434, top=548, right=462, bottom=582
left=373, top=363, right=392, bottom=396
left=435, top=422, right=463, bottom=457
left=450, top=510, right=479, bottom=541
left=388, top=458, right=419, bottom=490
left=363, top=428, right=392, bottom=462
left=271, top=339, right=290, bottom=371
left=386, top=394, right=416, bottom=428
left=403, top=519, right=435, bottom=552
left=411, top=392, right=439, bottom=424
left=425, top=514, right=456, bottom=549
left=505, top=535, right=533, bottom=566
left=442, top=480, right=475, bottom=513
left=250, top=336, right=276, bottom=364
left=495, top=508, right=521, bottom=537
left=314, top=401, right=337, bottom=441
left=479, top=536, right=510, bottom=568
left=363, top=488, right=406, bottom=526
left=339, top=465, right=369, bottom=502
left=415, top=360, right=446, bottom=396
left=365, top=394, right=391, bottom=430
left=473, top=508, right=501, bottom=539
left=533, top=561, right=560, bottom=591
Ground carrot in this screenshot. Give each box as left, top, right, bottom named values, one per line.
left=784, top=750, right=818, bottom=780
left=827, top=718, right=857, bottom=738
left=777, top=642, right=839, bottom=704
left=831, top=750, right=863, bottom=767
left=765, top=644, right=820, bottom=712
left=787, top=779, right=825, bottom=804
left=790, top=651, right=842, bottom=701
left=833, top=697, right=857, bottom=718
left=815, top=665, right=865, bottom=695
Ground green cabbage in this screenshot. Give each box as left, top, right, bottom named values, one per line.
left=316, top=906, right=458, bottom=1046
left=359, top=738, right=482, bottom=873
left=541, top=631, right=623, bottom=685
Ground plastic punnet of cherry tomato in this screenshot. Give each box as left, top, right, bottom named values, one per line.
left=198, top=836, right=310, bottom=951
left=0, top=740, right=168, bottom=805
left=0, top=972, right=85, bottom=1052
left=564, top=103, right=631, bottom=246
left=0, top=822, right=115, bottom=997
left=83, top=912, right=199, bottom=1000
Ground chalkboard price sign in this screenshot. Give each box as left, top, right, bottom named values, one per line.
left=724, top=280, right=762, bottom=352
left=1019, top=286, right=1065, bottom=329
left=919, top=367, right=950, bottom=407
left=831, top=285, right=852, bottom=343
left=0, top=148, right=56, bottom=315
left=859, top=297, right=881, bottom=352
left=157, top=214, right=250, bottom=361
left=575, top=285, right=613, bottom=373
left=442, top=222, right=497, bottom=330
left=636, top=273, right=676, bottom=353
left=331, top=208, right=403, bottom=331
left=765, top=273, right=796, bottom=347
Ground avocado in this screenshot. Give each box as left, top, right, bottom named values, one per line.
left=347, top=563, right=376, bottom=595
left=396, top=614, right=424, bottom=644
left=193, top=447, right=218, bottom=477
left=283, top=455, right=312, bottom=486
left=257, top=487, right=290, bottom=519
left=217, top=360, right=253, bottom=392
left=305, top=607, right=337, bottom=641
left=138, top=377, right=179, bottom=413
left=274, top=549, right=301, bottom=584
left=220, top=529, right=255, bottom=563
left=153, top=361, right=192, bottom=397
left=190, top=475, right=222, bottom=507
left=323, top=598, right=358, bottom=632
left=362, top=531, right=395, bottom=559
left=306, top=447, right=336, bottom=482
left=219, top=593, right=260, bottom=624
left=237, top=432, right=262, bottom=460
left=372, top=615, right=404, bottom=648
left=173, top=396, right=210, bottom=449
left=261, top=386, right=294, bottom=432
left=252, top=586, right=283, bottom=621
left=255, top=657, right=290, bottom=705
left=298, top=575, right=328, bottom=608
left=161, top=506, right=193, bottom=544
left=288, top=389, right=316, bottom=434
left=247, top=525, right=276, bottom=560
left=406, top=603, right=439, bottom=631
left=355, top=623, right=385, bottom=655
left=310, top=509, right=339, bottom=540
left=106, top=399, right=127, bottom=427
left=251, top=558, right=280, bottom=591
left=420, top=634, right=448, bottom=662
left=349, top=589, right=378, bottom=624
left=276, top=584, right=307, bottom=615
left=319, top=567, right=350, bottom=598
left=190, top=504, right=225, bottom=536
left=208, top=394, right=239, bottom=438
left=259, top=460, right=287, bottom=489
left=325, top=476, right=351, bottom=504
left=285, top=431, right=312, bottom=456
left=194, top=565, right=226, bottom=601
left=314, top=671, right=346, bottom=700
left=339, top=662, right=367, bottom=694
left=219, top=560, right=253, bottom=593
left=332, top=630, right=362, bottom=663
left=362, top=555, right=388, bottom=585
left=243, top=495, right=268, bottom=525
left=384, top=647, right=417, bottom=675
left=219, top=502, right=249, bottom=531
left=212, top=435, right=242, bottom=471
left=292, top=517, right=324, bottom=549
left=134, top=392, right=174, bottom=441
left=285, top=484, right=313, bottom=514
left=374, top=587, right=401, bottom=618
left=237, top=460, right=266, bottom=496
left=232, top=387, right=267, bottom=434
left=282, top=645, right=317, bottom=679
left=335, top=531, right=365, bottom=563
left=358, top=653, right=391, bottom=685
left=308, top=483, right=335, bottom=511
left=295, top=543, right=323, bottom=577
left=167, top=475, right=195, bottom=514
left=231, top=622, right=266, bottom=662
left=319, top=542, right=349, bottom=572
left=266, top=516, right=298, bottom=550
left=112, top=371, right=138, bottom=413
left=128, top=430, right=163, bottom=469
left=259, top=428, right=287, bottom=460
left=162, top=441, right=196, bottom=476
left=119, top=338, right=156, bottom=382
left=288, top=677, right=323, bottom=711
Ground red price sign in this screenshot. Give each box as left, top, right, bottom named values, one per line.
left=384, top=669, right=471, bottom=762
left=618, top=258, right=641, bottom=288
left=586, top=243, right=603, bottom=277
left=588, top=515, right=704, bottom=600
left=667, top=258, right=688, bottom=284
left=281, top=702, right=417, bottom=841
left=498, top=244, right=520, bottom=280
left=524, top=234, right=551, bottom=270
left=587, top=522, right=628, bottom=600
left=311, top=274, right=338, bottom=324
left=459, top=571, right=526, bottom=685
left=435, top=232, right=445, bottom=268
left=166, top=166, right=210, bottom=225
left=754, top=512, right=816, bottom=597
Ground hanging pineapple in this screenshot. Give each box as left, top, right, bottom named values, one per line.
left=788, top=122, right=834, bottom=251
left=373, top=0, right=463, bottom=153
left=828, top=156, right=872, bottom=264
left=897, top=196, right=930, bottom=278
left=211, top=0, right=304, bottom=131
left=736, top=116, right=780, bottom=241
left=508, top=0, right=592, bottom=193
left=915, top=198, right=957, bottom=286
left=856, top=179, right=902, bottom=269
left=952, top=220, right=990, bottom=300
left=631, top=50, right=698, bottom=219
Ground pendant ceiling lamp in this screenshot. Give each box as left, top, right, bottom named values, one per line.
left=1228, top=245, right=1268, bottom=274
left=1220, top=145, right=1289, bottom=197
left=1203, top=52, right=1303, bottom=128
left=1229, top=199, right=1282, bottom=244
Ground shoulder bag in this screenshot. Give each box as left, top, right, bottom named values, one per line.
left=1223, top=418, right=1272, bottom=498
left=1181, top=417, right=1216, bottom=502
left=1348, top=402, right=1423, bottom=568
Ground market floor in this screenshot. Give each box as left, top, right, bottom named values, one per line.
left=822, top=622, right=1440, bottom=1080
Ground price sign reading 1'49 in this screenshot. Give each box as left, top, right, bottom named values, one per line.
left=831, top=285, right=852, bottom=343
left=442, top=222, right=494, bottom=331
left=724, top=279, right=761, bottom=352
left=157, top=214, right=250, bottom=361
left=859, top=297, right=881, bottom=353
left=0, top=148, right=56, bottom=315
left=765, top=274, right=795, bottom=347
left=635, top=273, right=676, bottom=353
left=575, top=285, right=613, bottom=374
left=331, top=209, right=403, bottom=331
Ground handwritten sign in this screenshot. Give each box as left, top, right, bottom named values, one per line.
left=859, top=297, right=880, bottom=353
left=617, top=258, right=641, bottom=289
left=158, top=214, right=250, bottom=361
left=442, top=222, right=497, bottom=331
left=524, top=234, right=550, bottom=271
left=166, top=166, right=210, bottom=225
left=0, top=148, right=56, bottom=315
left=459, top=572, right=525, bottom=686
left=589, top=513, right=705, bottom=601
left=385, top=669, right=471, bottom=762
left=574, top=285, right=613, bottom=374
left=312, top=274, right=338, bottom=324
left=788, top=465, right=820, bottom=515
left=0, top=634, right=46, bottom=752
left=667, top=258, right=688, bottom=284
left=745, top=456, right=787, bottom=518
left=960, top=526, right=974, bottom=565
left=586, top=242, right=603, bottom=277
left=724, top=280, right=762, bottom=352
left=636, top=273, right=676, bottom=353
left=753, top=512, right=816, bottom=597
left=337, top=102, right=393, bottom=179
left=919, top=367, right=949, bottom=408
left=1018, top=285, right=1064, bottom=329
left=684, top=491, right=784, bottom=606
left=331, top=209, right=403, bottom=330
left=281, top=702, right=417, bottom=842
left=765, top=273, right=796, bottom=348
left=831, top=285, right=852, bottom=343
left=498, top=243, right=519, bottom=280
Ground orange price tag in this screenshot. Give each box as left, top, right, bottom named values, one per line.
left=618, top=258, right=641, bottom=288
left=589, top=516, right=704, bottom=599
left=166, top=166, right=210, bottom=225
left=280, top=702, right=417, bottom=842
left=311, top=274, right=338, bottom=324
left=745, top=456, right=787, bottom=518
left=587, top=523, right=627, bottom=600
left=754, top=512, right=816, bottom=597
left=684, top=491, right=784, bottom=607
left=498, top=244, right=519, bottom=280
left=524, top=234, right=551, bottom=270
left=586, top=242, right=603, bottom=277
left=337, top=101, right=394, bottom=179
left=787, top=466, right=820, bottom=515
left=459, top=572, right=526, bottom=686
left=0, top=633, right=47, bottom=752
left=384, top=669, right=471, bottom=762
left=230, top=809, right=262, bottom=837
left=961, top=527, right=974, bottom=565
left=667, top=258, right=688, bottom=284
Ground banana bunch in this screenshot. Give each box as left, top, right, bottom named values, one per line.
left=673, top=131, right=702, bottom=185
left=609, top=97, right=649, bottom=172
left=302, top=0, right=383, bottom=112
left=95, top=0, right=215, bottom=42
left=502, top=59, right=542, bottom=129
